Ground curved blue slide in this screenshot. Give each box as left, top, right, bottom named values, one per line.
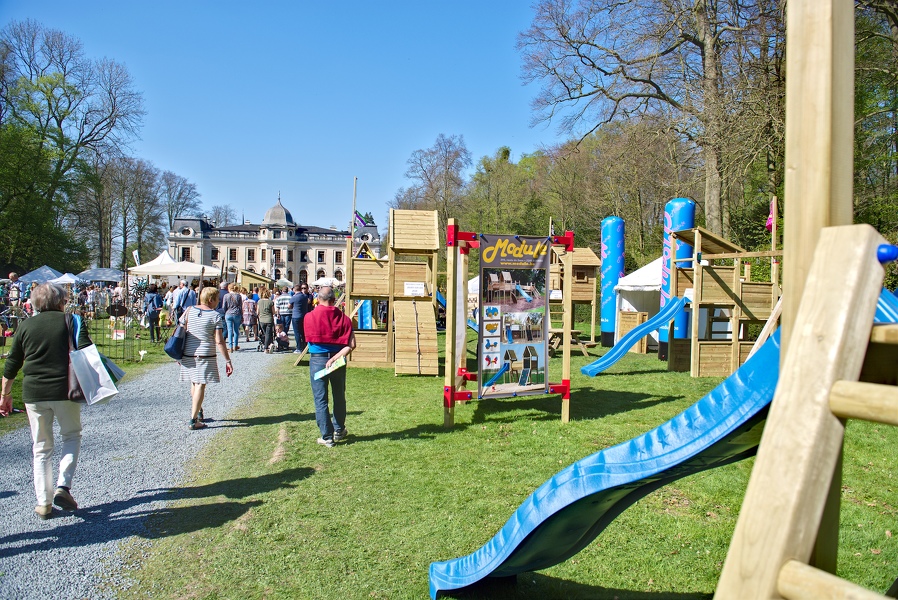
left=581, top=296, right=689, bottom=377
left=436, top=290, right=480, bottom=332
left=429, top=330, right=780, bottom=598
left=515, top=284, right=532, bottom=302
left=430, top=289, right=898, bottom=598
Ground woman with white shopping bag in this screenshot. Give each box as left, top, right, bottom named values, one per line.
left=0, top=284, right=92, bottom=520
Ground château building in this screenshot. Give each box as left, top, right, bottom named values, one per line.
left=168, top=198, right=381, bottom=284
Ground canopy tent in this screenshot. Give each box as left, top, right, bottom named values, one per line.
left=128, top=251, right=220, bottom=278
left=310, top=277, right=343, bottom=288
left=19, top=265, right=63, bottom=284
left=614, top=258, right=662, bottom=348
left=49, top=272, right=83, bottom=285
left=468, top=276, right=479, bottom=295
left=77, top=267, right=123, bottom=282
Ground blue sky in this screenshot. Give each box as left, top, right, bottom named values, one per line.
left=3, top=1, right=569, bottom=230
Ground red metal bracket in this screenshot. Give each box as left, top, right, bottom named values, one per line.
left=457, top=368, right=477, bottom=381
left=447, top=225, right=477, bottom=248
left=551, top=230, right=575, bottom=252
left=548, top=379, right=571, bottom=400
left=444, top=386, right=473, bottom=406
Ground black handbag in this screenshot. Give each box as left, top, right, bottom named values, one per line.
left=164, top=309, right=190, bottom=360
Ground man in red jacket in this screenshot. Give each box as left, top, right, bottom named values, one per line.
left=303, top=286, right=355, bottom=447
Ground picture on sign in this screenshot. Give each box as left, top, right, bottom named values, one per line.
left=478, top=234, right=550, bottom=399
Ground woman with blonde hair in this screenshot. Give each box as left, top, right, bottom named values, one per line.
left=179, top=286, right=233, bottom=429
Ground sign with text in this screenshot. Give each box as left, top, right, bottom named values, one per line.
left=478, top=235, right=550, bottom=399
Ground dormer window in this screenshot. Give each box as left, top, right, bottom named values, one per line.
left=181, top=227, right=193, bottom=236
left=273, top=230, right=281, bottom=239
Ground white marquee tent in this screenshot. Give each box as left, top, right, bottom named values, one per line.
left=128, top=251, right=220, bottom=278
left=614, top=257, right=663, bottom=348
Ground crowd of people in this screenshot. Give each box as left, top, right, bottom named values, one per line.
left=0, top=276, right=356, bottom=520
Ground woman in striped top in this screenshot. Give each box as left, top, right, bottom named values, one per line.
left=179, top=286, right=233, bottom=430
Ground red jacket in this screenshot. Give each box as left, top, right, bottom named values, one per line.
left=303, top=305, right=353, bottom=346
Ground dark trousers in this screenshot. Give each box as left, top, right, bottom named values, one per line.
left=278, top=315, right=291, bottom=334
left=148, top=313, right=161, bottom=342
left=292, top=316, right=305, bottom=351
left=260, top=322, right=274, bottom=349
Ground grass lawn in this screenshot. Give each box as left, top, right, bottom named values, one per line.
left=111, top=333, right=896, bottom=599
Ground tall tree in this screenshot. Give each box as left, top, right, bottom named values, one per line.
left=209, top=204, right=237, bottom=227
left=397, top=133, right=472, bottom=231
left=518, top=0, right=781, bottom=235
left=160, top=170, right=201, bottom=231
left=0, top=19, right=144, bottom=207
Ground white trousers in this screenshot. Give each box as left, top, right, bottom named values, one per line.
left=24, top=400, right=82, bottom=506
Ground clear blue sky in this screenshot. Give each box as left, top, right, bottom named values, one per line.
left=3, top=1, right=568, bottom=230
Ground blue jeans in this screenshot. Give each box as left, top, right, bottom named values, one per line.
left=309, top=354, right=346, bottom=441
left=292, top=316, right=305, bottom=350
left=278, top=315, right=291, bottom=336
left=225, top=314, right=242, bottom=348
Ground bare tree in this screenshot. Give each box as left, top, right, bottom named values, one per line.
left=160, top=170, right=201, bottom=231
left=400, top=134, right=472, bottom=231
left=209, top=204, right=237, bottom=227
left=518, top=0, right=780, bottom=235
left=0, top=19, right=144, bottom=207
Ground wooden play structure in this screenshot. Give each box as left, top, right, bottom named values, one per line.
left=442, top=221, right=576, bottom=426
left=548, top=246, right=602, bottom=343
left=715, top=2, right=898, bottom=598
left=667, top=227, right=782, bottom=377
left=342, top=209, right=439, bottom=375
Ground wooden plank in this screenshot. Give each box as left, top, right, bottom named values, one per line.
left=829, top=381, right=898, bottom=426
left=704, top=250, right=784, bottom=260
left=871, top=324, right=898, bottom=345
left=715, top=225, right=885, bottom=599
left=777, top=560, right=887, bottom=600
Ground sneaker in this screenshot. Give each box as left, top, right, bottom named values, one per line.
left=293, top=349, right=302, bottom=354
left=53, top=487, right=78, bottom=511
left=316, top=437, right=335, bottom=448
left=35, top=504, right=53, bottom=520
left=333, top=428, right=348, bottom=442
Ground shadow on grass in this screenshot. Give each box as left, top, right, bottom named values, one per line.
left=0, top=467, right=314, bottom=559
left=442, top=573, right=710, bottom=599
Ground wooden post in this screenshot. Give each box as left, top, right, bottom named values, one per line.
left=690, top=229, right=703, bottom=378
left=560, top=249, right=573, bottom=423
left=443, top=219, right=459, bottom=427
left=781, top=0, right=854, bottom=355
left=779, top=0, right=855, bottom=574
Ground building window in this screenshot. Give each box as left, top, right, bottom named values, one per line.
left=335, top=251, right=343, bottom=264
left=248, top=266, right=255, bottom=272
left=211, top=247, right=219, bottom=261
left=317, top=269, right=326, bottom=279
left=247, top=249, right=256, bottom=262
left=287, top=250, right=294, bottom=262
left=273, top=230, right=281, bottom=239
left=317, top=250, right=325, bottom=263
left=300, top=251, right=308, bottom=262
left=273, top=249, right=281, bottom=263
left=180, top=247, right=191, bottom=262
left=261, top=249, right=266, bottom=261
left=287, top=270, right=293, bottom=281
left=229, top=248, right=237, bottom=261
left=299, top=271, right=308, bottom=284
left=335, top=270, right=343, bottom=282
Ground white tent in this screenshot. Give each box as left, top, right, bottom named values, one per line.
left=49, top=272, right=83, bottom=284
left=128, top=251, right=220, bottom=278
left=614, top=258, right=663, bottom=348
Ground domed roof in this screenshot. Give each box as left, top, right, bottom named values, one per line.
left=261, top=198, right=295, bottom=226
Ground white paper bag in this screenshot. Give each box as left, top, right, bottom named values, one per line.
left=70, top=344, right=119, bottom=405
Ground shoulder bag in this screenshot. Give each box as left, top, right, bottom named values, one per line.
left=164, top=308, right=191, bottom=360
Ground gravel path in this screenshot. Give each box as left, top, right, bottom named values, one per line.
left=0, top=347, right=288, bottom=598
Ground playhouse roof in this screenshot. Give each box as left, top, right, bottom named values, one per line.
left=671, top=227, right=745, bottom=255
left=572, top=247, right=602, bottom=267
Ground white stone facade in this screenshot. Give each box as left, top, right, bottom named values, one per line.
left=168, top=199, right=381, bottom=284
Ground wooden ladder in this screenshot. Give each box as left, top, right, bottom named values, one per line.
left=715, top=225, right=898, bottom=599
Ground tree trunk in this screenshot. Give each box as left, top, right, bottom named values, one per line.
left=696, top=0, right=724, bottom=235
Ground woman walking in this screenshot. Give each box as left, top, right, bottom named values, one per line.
left=241, top=288, right=258, bottom=342
left=257, top=287, right=275, bottom=352
left=221, top=283, right=243, bottom=352
left=0, top=284, right=92, bottom=519
left=179, top=286, right=233, bottom=430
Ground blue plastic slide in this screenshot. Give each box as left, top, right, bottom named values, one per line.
left=482, top=362, right=510, bottom=388
left=581, top=296, right=689, bottom=377
left=430, top=331, right=779, bottom=598
left=515, top=284, right=533, bottom=302
left=876, top=287, right=898, bottom=322
left=430, top=290, right=898, bottom=598
left=437, top=290, right=479, bottom=332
